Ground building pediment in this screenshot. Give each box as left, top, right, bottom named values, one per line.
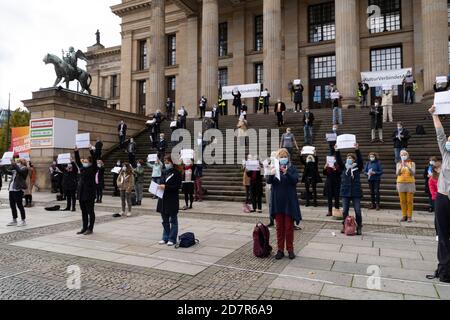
left=111, top=0, right=152, bottom=17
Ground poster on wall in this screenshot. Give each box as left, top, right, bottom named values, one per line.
left=30, top=118, right=78, bottom=149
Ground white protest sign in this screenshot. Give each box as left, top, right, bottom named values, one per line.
left=336, top=134, right=357, bottom=150
left=111, top=167, right=121, bottom=174
left=19, top=153, right=30, bottom=161
left=326, top=156, right=336, bottom=167
left=205, top=111, right=212, bottom=118
left=293, top=79, right=301, bottom=85
left=434, top=91, right=450, bottom=115
left=1, top=152, right=14, bottom=165
left=180, top=149, right=194, bottom=160
left=170, top=121, right=177, bottom=128
left=178, top=110, right=185, bottom=116
left=274, top=158, right=281, bottom=181
left=301, top=146, right=316, bottom=155
left=261, top=91, right=268, bottom=97
left=245, top=160, right=260, bottom=171
left=436, top=76, right=448, bottom=84
left=57, top=153, right=71, bottom=165
left=149, top=181, right=164, bottom=199
left=147, top=154, right=158, bottom=162
left=382, top=85, right=392, bottom=91
left=330, top=92, right=340, bottom=100
left=222, top=83, right=261, bottom=100
left=361, top=68, right=412, bottom=87
left=76, top=133, right=90, bottom=149
left=326, top=133, right=337, bottom=142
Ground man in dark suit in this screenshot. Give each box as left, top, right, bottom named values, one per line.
left=303, top=108, right=315, bottom=145
left=274, top=99, right=286, bottom=127
left=94, top=137, right=103, bottom=160
left=118, top=120, right=127, bottom=149
left=212, top=104, right=220, bottom=129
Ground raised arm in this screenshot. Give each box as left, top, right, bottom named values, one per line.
left=429, top=106, right=447, bottom=156
left=74, top=149, right=82, bottom=167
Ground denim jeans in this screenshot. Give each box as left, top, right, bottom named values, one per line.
left=135, top=182, right=143, bottom=202
left=120, top=190, right=132, bottom=213
left=304, top=125, right=313, bottom=145
left=369, top=180, right=381, bottom=205
left=332, top=107, right=343, bottom=125
left=394, top=147, right=406, bottom=164
left=342, top=197, right=362, bottom=227
left=161, top=213, right=178, bottom=243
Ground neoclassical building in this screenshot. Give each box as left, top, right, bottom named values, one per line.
left=86, top=0, right=450, bottom=116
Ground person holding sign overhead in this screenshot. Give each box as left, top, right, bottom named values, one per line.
left=2, top=158, right=29, bottom=227
left=232, top=90, right=242, bottom=116
left=74, top=145, right=99, bottom=235
left=382, top=87, right=393, bottom=123
left=300, top=153, right=322, bottom=207
left=335, top=143, right=364, bottom=235
left=323, top=155, right=342, bottom=217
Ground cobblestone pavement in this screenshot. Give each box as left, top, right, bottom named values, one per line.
left=0, top=206, right=444, bottom=300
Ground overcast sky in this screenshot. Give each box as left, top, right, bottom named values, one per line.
left=0, top=0, right=122, bottom=110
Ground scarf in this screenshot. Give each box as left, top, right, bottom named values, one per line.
left=345, top=163, right=358, bottom=179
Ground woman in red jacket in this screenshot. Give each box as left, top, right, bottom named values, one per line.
left=429, top=161, right=441, bottom=239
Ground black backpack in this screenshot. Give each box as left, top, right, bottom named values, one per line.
left=176, top=232, right=199, bottom=248
left=416, top=125, right=426, bottom=135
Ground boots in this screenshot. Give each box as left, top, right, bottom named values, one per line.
left=356, top=226, right=362, bottom=236
left=376, top=204, right=380, bottom=211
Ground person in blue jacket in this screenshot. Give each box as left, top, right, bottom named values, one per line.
left=335, top=143, right=364, bottom=235
left=364, top=152, right=383, bottom=211
left=267, top=148, right=302, bottom=260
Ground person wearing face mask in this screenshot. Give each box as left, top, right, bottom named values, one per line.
left=328, top=125, right=339, bottom=156
left=302, top=108, right=315, bottom=146
left=2, top=158, right=29, bottom=227
left=95, top=160, right=105, bottom=204
left=49, top=161, right=63, bottom=195
left=323, top=155, right=342, bottom=217
left=267, top=149, right=301, bottom=260
left=335, top=143, right=364, bottom=235
left=24, top=161, right=36, bottom=208
left=112, top=160, right=122, bottom=197
left=300, top=154, right=322, bottom=207
left=364, top=153, right=383, bottom=211
left=134, top=160, right=145, bottom=206
left=62, top=160, right=78, bottom=211
left=147, top=157, right=163, bottom=199
left=428, top=106, right=450, bottom=283
left=382, top=88, right=393, bottom=123
left=157, top=156, right=182, bottom=246
left=424, top=156, right=439, bottom=212
left=157, top=134, right=167, bottom=161
left=280, top=128, right=299, bottom=157
left=117, top=162, right=135, bottom=217
left=127, top=137, right=137, bottom=168
left=370, top=99, right=384, bottom=143
left=247, top=157, right=263, bottom=213
left=74, top=145, right=99, bottom=235
left=396, top=150, right=416, bottom=223
left=392, top=122, right=411, bottom=164
left=181, top=158, right=196, bottom=210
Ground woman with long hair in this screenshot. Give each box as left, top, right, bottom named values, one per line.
left=117, top=162, right=135, bottom=217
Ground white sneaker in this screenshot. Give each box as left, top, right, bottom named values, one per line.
left=158, top=240, right=167, bottom=245
left=6, top=220, right=17, bottom=227
left=126, top=212, right=132, bottom=217
left=18, top=220, right=27, bottom=227
left=167, top=241, right=175, bottom=247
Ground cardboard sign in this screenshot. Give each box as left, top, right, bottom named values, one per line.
left=149, top=181, right=164, bottom=199
left=301, top=146, right=316, bottom=155
left=326, top=133, right=337, bottom=142
left=170, top=121, right=177, bottom=128
left=57, top=153, right=71, bottom=165
left=274, top=158, right=281, bottom=181
left=1, top=152, right=14, bottom=165
left=245, top=160, right=260, bottom=171
left=336, top=134, right=357, bottom=150
left=111, top=167, right=121, bottom=174
left=293, top=79, right=301, bottom=85
left=436, top=76, right=448, bottom=84
left=434, top=91, right=450, bottom=115
left=76, top=133, right=90, bottom=149
left=330, top=92, right=340, bottom=100
left=205, top=111, right=212, bottom=118
left=147, top=154, right=158, bottom=162
left=261, top=91, right=268, bottom=97
left=178, top=110, right=185, bottom=116
left=180, top=149, right=194, bottom=160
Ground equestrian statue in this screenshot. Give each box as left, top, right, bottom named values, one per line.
left=43, top=46, right=92, bottom=95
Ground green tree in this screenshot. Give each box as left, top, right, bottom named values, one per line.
left=0, top=108, right=30, bottom=154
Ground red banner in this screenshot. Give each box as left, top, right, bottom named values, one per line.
left=11, top=126, right=30, bottom=155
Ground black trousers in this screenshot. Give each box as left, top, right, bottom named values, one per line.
left=327, top=192, right=340, bottom=213
left=264, top=105, right=269, bottom=115
left=369, top=180, right=381, bottom=205
left=65, top=190, right=76, bottom=210
left=199, top=108, right=205, bottom=118
left=9, top=191, right=26, bottom=220
left=436, top=193, right=450, bottom=272
left=96, top=185, right=103, bottom=202
left=276, top=112, right=284, bottom=126
left=80, top=199, right=96, bottom=232
left=295, top=102, right=302, bottom=112
left=305, top=180, right=317, bottom=205
left=245, top=186, right=251, bottom=204
left=128, top=153, right=136, bottom=168
left=250, top=185, right=262, bottom=211
left=119, top=135, right=126, bottom=148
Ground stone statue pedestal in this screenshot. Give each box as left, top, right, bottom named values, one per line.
left=22, top=88, right=150, bottom=190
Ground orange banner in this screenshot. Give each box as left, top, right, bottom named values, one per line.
left=11, top=126, right=30, bottom=155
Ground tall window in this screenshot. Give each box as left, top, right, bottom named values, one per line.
left=167, top=35, right=176, bottom=66
left=111, top=75, right=118, bottom=98
left=138, top=80, right=146, bottom=115
left=370, top=46, right=402, bottom=71
left=308, top=2, right=335, bottom=43
left=219, top=22, right=228, bottom=57
left=167, top=76, right=176, bottom=103
left=139, top=40, right=147, bottom=70
left=255, top=63, right=264, bottom=84
left=368, top=0, right=401, bottom=33
left=254, top=15, right=263, bottom=52
left=310, top=55, right=336, bottom=80
left=218, top=68, right=228, bottom=90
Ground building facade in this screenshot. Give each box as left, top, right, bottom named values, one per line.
left=86, top=0, right=450, bottom=117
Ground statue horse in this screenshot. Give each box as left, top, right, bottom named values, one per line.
left=43, top=53, right=92, bottom=95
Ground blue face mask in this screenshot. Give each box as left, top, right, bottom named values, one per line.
left=346, top=159, right=354, bottom=166
left=446, top=142, right=450, bottom=152
left=279, top=158, right=289, bottom=166
left=165, top=163, right=173, bottom=170
left=82, top=163, right=91, bottom=168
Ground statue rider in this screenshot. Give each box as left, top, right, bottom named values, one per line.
left=64, top=46, right=79, bottom=78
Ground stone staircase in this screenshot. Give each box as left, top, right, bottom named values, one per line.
left=101, top=103, right=449, bottom=212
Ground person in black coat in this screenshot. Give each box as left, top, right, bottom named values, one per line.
left=127, top=137, right=137, bottom=168
left=2, top=159, right=28, bottom=226
left=199, top=96, right=207, bottom=119
left=293, top=84, right=304, bottom=113
left=157, top=155, right=182, bottom=246
left=300, top=154, right=322, bottom=207
left=94, top=137, right=103, bottom=160
left=392, top=122, right=411, bottom=163
left=179, top=106, right=188, bottom=129
left=96, top=160, right=105, bottom=204
left=118, top=120, right=127, bottom=150
left=247, top=163, right=263, bottom=213
left=157, top=134, right=168, bottom=161
left=303, top=108, right=315, bottom=145
left=212, top=105, right=220, bottom=129
left=74, top=146, right=98, bottom=235
left=274, top=99, right=286, bottom=127
left=154, top=110, right=162, bottom=138
left=370, top=101, right=384, bottom=143
left=323, top=155, right=342, bottom=217
left=62, top=161, right=78, bottom=212
left=232, top=90, right=242, bottom=116
left=113, top=160, right=122, bottom=197
left=263, top=89, right=271, bottom=115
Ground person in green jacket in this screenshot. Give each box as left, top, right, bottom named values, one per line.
left=134, top=159, right=145, bottom=206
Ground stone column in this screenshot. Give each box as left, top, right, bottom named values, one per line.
left=263, top=0, right=282, bottom=103
left=119, top=32, right=133, bottom=112
left=422, top=0, right=449, bottom=103
left=201, top=0, right=219, bottom=108
left=149, top=0, right=166, bottom=115
left=335, top=0, right=360, bottom=108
